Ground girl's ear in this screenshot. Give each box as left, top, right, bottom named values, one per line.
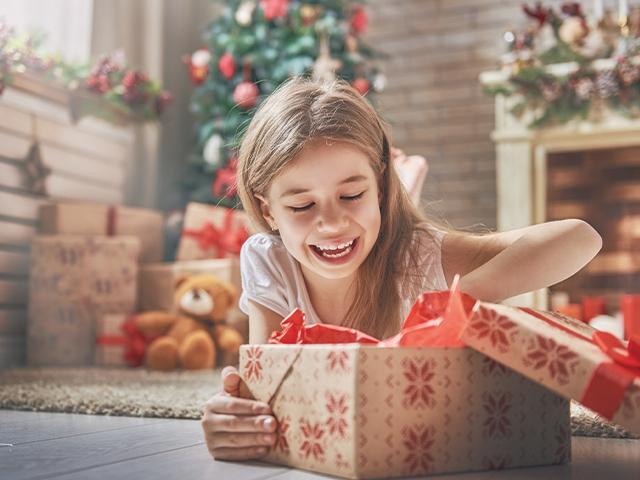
left=255, top=193, right=277, bottom=230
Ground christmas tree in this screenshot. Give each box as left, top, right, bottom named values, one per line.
left=183, top=0, right=386, bottom=208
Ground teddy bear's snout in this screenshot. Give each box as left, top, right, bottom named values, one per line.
left=179, top=288, right=215, bottom=316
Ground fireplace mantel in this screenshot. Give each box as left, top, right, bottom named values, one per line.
left=483, top=71, right=640, bottom=309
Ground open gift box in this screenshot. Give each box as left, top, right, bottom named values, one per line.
left=243, top=276, right=638, bottom=479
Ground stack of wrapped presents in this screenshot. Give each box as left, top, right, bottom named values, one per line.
left=27, top=200, right=251, bottom=369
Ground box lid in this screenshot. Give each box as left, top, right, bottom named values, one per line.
left=446, top=280, right=640, bottom=435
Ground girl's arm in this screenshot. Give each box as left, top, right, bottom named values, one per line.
left=246, top=300, right=284, bottom=344
left=441, top=219, right=602, bottom=303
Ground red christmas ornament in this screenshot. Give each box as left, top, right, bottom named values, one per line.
left=260, top=0, right=289, bottom=21
left=183, top=48, right=211, bottom=85
left=213, top=157, right=239, bottom=199
left=352, top=78, right=370, bottom=95
left=350, top=5, right=368, bottom=35
left=233, top=81, right=259, bottom=108
left=218, top=53, right=236, bottom=80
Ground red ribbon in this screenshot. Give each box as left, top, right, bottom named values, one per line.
left=183, top=208, right=249, bottom=258
left=521, top=307, right=640, bottom=419
left=96, top=316, right=157, bottom=367
left=106, top=206, right=116, bottom=236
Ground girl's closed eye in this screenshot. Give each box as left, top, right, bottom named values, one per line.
left=287, top=191, right=366, bottom=213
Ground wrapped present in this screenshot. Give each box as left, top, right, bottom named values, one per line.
left=95, top=314, right=155, bottom=367
left=39, top=200, right=164, bottom=263
left=240, top=282, right=571, bottom=479
left=176, top=202, right=251, bottom=261
left=27, top=235, right=140, bottom=366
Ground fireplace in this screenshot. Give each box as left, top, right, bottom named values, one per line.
left=488, top=94, right=640, bottom=311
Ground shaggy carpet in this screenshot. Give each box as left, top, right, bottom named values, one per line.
left=0, top=367, right=636, bottom=439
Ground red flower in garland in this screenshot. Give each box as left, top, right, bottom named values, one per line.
left=218, top=53, right=236, bottom=80
left=350, top=5, right=368, bottom=35
left=260, top=0, right=289, bottom=21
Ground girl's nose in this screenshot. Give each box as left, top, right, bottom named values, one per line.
left=317, top=204, right=348, bottom=233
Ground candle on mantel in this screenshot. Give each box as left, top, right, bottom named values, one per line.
left=594, top=0, right=604, bottom=19
left=619, top=0, right=629, bottom=20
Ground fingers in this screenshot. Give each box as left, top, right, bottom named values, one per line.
left=205, top=394, right=272, bottom=415
left=207, top=430, right=277, bottom=450
left=221, top=366, right=254, bottom=399
left=211, top=413, right=277, bottom=433
left=209, top=445, right=270, bottom=461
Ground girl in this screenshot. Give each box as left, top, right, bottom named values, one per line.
left=201, top=77, right=602, bottom=461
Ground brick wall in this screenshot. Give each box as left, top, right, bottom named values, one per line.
left=366, top=0, right=569, bottom=231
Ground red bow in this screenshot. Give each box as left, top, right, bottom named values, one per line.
left=183, top=209, right=249, bottom=257
left=95, top=316, right=152, bottom=367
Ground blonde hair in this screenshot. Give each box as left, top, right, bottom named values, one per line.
left=237, top=77, right=457, bottom=339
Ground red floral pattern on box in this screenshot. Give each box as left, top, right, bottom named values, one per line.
left=467, top=305, right=518, bottom=353
left=402, top=357, right=436, bottom=409
left=243, top=345, right=263, bottom=381
left=299, top=419, right=325, bottom=462
left=482, top=391, right=513, bottom=439
left=402, top=424, right=435, bottom=473
left=326, top=392, right=348, bottom=438
left=523, top=335, right=579, bottom=386
left=326, top=350, right=349, bottom=372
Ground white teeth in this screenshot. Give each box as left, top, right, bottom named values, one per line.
left=315, top=239, right=355, bottom=251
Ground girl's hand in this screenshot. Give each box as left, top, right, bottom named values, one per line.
left=201, top=366, right=277, bottom=461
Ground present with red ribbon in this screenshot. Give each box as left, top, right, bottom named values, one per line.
left=39, top=200, right=164, bottom=263
left=95, top=314, right=157, bottom=367
left=176, top=202, right=251, bottom=261
left=239, top=278, right=571, bottom=479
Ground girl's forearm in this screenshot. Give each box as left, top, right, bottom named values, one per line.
left=459, top=220, right=602, bottom=303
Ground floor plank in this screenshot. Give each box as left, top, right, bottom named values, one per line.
left=0, top=416, right=203, bottom=480
left=1, top=410, right=638, bottom=480
left=0, top=410, right=161, bottom=444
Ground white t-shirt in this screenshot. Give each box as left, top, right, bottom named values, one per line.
left=238, top=229, right=449, bottom=325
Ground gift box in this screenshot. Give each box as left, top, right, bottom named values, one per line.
left=27, top=235, right=140, bottom=366
left=95, top=314, right=151, bottom=367
left=240, top=283, right=571, bottom=479
left=176, top=202, right=251, bottom=261
left=39, top=200, right=164, bottom=263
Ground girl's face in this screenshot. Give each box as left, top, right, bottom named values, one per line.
left=258, top=140, right=382, bottom=280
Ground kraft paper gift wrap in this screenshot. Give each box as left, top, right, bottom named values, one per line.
left=39, top=200, right=164, bottom=263
left=239, top=283, right=571, bottom=479
left=176, top=202, right=251, bottom=261
left=27, top=235, right=140, bottom=366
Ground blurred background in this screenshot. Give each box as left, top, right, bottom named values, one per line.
left=2, top=0, right=640, bottom=368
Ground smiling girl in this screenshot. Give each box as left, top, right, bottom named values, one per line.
left=200, top=77, right=602, bottom=461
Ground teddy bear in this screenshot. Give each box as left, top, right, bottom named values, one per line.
left=134, top=274, right=244, bottom=371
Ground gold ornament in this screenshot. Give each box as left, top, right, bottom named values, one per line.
left=300, top=4, right=321, bottom=25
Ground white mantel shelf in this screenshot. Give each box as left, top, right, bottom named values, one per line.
left=481, top=69, right=640, bottom=309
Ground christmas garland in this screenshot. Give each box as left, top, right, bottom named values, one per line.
left=0, top=21, right=172, bottom=125
left=484, top=2, right=640, bottom=128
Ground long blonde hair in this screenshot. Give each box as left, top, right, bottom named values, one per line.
left=237, top=77, right=455, bottom=339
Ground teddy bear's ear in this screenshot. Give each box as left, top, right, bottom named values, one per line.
left=174, top=275, right=190, bottom=291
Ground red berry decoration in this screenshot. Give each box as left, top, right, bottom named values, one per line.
left=233, top=81, right=259, bottom=108
left=218, top=53, right=236, bottom=80
left=260, top=0, right=289, bottom=21
left=352, top=77, right=370, bottom=95
left=350, top=5, right=368, bottom=35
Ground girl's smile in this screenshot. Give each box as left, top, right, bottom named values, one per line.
left=309, top=236, right=360, bottom=264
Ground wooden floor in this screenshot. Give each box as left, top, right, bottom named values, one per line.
left=1, top=410, right=638, bottom=480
